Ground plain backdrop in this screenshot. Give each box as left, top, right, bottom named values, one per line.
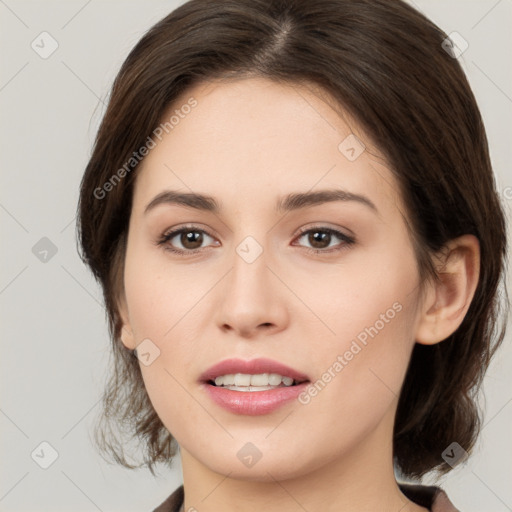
left=0, top=1, right=511, bottom=511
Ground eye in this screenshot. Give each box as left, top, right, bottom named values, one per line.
left=292, top=226, right=355, bottom=254
left=156, top=225, right=218, bottom=255
left=156, top=224, right=355, bottom=256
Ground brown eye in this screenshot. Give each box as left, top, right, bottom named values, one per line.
left=158, top=226, right=217, bottom=254
left=178, top=230, right=204, bottom=250
left=306, top=230, right=332, bottom=249
left=294, top=227, right=355, bottom=254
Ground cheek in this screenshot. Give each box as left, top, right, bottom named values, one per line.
left=123, top=238, right=199, bottom=340
left=293, top=295, right=416, bottom=453
left=295, top=245, right=419, bottom=416
left=293, top=240, right=418, bottom=353
left=122, top=241, right=208, bottom=422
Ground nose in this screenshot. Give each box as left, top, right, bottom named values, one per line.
left=215, top=240, right=289, bottom=339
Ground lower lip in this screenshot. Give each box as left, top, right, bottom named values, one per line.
left=201, top=381, right=310, bottom=415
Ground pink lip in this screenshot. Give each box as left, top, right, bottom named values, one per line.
left=198, top=357, right=310, bottom=383
left=201, top=381, right=310, bottom=415
left=198, top=358, right=311, bottom=416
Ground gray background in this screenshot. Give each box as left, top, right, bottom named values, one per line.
left=0, top=1, right=511, bottom=511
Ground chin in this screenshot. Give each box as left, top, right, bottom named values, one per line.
left=214, top=463, right=307, bottom=483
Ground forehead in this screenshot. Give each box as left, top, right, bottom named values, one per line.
left=132, top=77, right=403, bottom=219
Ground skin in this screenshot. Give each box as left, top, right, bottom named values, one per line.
left=118, top=77, right=480, bottom=512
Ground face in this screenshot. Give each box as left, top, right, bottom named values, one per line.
left=119, top=77, right=425, bottom=481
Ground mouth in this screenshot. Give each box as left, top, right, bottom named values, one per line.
left=206, top=373, right=309, bottom=392
left=199, top=357, right=310, bottom=392
left=199, top=358, right=311, bottom=415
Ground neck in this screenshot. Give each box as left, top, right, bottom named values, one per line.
left=178, top=406, right=428, bottom=512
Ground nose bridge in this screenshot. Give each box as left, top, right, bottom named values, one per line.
left=229, top=232, right=270, bottom=297
left=214, top=227, right=287, bottom=335
left=235, top=233, right=266, bottom=267
left=227, top=207, right=273, bottom=277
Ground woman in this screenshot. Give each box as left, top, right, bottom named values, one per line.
left=77, top=1, right=509, bottom=510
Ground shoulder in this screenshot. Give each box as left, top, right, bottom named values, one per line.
left=399, top=482, right=461, bottom=512
left=152, top=484, right=184, bottom=512
left=153, top=483, right=460, bottom=512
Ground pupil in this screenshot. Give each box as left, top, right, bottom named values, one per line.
left=310, top=231, right=330, bottom=248
left=182, top=231, right=202, bottom=249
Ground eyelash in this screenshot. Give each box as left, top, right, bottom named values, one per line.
left=156, top=224, right=356, bottom=256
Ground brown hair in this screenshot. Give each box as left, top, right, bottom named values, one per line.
left=77, top=0, right=508, bottom=478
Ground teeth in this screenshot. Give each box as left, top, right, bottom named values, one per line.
left=235, top=373, right=250, bottom=386
left=213, top=373, right=295, bottom=387
left=223, top=385, right=285, bottom=392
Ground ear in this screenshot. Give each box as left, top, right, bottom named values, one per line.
left=118, top=292, right=136, bottom=350
left=415, top=234, right=480, bottom=345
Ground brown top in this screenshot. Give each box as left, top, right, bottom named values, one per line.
left=152, top=483, right=460, bottom=511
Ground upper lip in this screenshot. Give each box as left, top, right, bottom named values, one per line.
left=199, top=358, right=310, bottom=383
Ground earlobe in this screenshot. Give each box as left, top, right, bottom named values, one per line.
left=118, top=295, right=136, bottom=350
left=120, top=324, right=136, bottom=350
left=415, top=234, right=480, bottom=345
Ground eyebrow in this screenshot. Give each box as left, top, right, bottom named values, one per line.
left=144, top=188, right=378, bottom=215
